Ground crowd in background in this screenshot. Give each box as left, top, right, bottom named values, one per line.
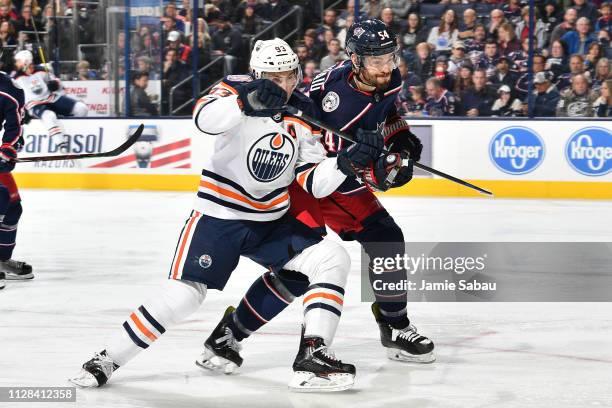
left=0, top=0, right=608, bottom=117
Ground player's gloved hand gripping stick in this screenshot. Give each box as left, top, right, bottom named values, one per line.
left=284, top=105, right=493, bottom=197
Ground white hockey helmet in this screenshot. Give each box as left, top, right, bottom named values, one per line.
left=249, top=38, right=302, bottom=87
left=14, top=50, right=34, bottom=68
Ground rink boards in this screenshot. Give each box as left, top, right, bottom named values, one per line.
left=12, top=118, right=612, bottom=199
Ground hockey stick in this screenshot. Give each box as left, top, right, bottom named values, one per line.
left=16, top=124, right=145, bottom=162
left=284, top=106, right=493, bottom=197
left=30, top=15, right=49, bottom=74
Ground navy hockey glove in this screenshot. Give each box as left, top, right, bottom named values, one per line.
left=362, top=153, right=413, bottom=192
left=47, top=80, right=60, bottom=93
left=236, top=79, right=287, bottom=117
left=336, top=128, right=384, bottom=176
left=0, top=143, right=17, bottom=173
left=386, top=129, right=423, bottom=162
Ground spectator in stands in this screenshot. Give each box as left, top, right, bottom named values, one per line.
left=427, top=9, right=459, bottom=53
left=320, top=38, right=347, bottom=71
left=165, top=2, right=186, bottom=33
left=498, top=22, right=520, bottom=56
left=550, top=7, right=578, bottom=45
left=529, top=71, right=560, bottom=117
left=572, top=0, right=598, bottom=25
left=0, top=21, right=15, bottom=47
left=384, top=0, right=411, bottom=23
left=425, top=77, right=456, bottom=116
left=501, top=0, right=522, bottom=25
left=561, top=17, right=597, bottom=55
left=136, top=56, right=160, bottom=80
left=595, top=3, right=611, bottom=33
left=295, top=43, right=309, bottom=71
left=162, top=48, right=189, bottom=114
left=584, top=41, right=603, bottom=72
left=338, top=0, right=364, bottom=27
left=364, top=0, right=384, bottom=21
left=0, top=3, right=16, bottom=23
left=466, top=24, right=486, bottom=54
left=489, top=56, right=519, bottom=90
left=258, top=0, right=291, bottom=36
left=74, top=60, right=97, bottom=80
left=510, top=37, right=539, bottom=73
left=556, top=73, right=598, bottom=117
left=542, top=0, right=563, bottom=39
left=448, top=41, right=469, bottom=76
left=299, top=59, right=319, bottom=92
left=303, top=29, right=324, bottom=62
left=460, top=68, right=497, bottom=116
left=458, top=8, right=477, bottom=40
left=556, top=54, right=588, bottom=91
left=317, top=9, right=341, bottom=42
left=136, top=33, right=162, bottom=63
left=167, top=31, right=191, bottom=63
left=411, top=42, right=434, bottom=84
left=478, top=39, right=499, bottom=77
left=434, top=55, right=455, bottom=91
left=515, top=6, right=547, bottom=47
left=211, top=16, right=242, bottom=74
left=399, top=12, right=427, bottom=53
left=131, top=71, right=159, bottom=116
left=515, top=54, right=546, bottom=99
left=592, top=58, right=610, bottom=93
left=597, top=29, right=612, bottom=59
left=403, top=85, right=427, bottom=117
left=240, top=5, right=263, bottom=35
left=546, top=40, right=570, bottom=80
left=14, top=5, right=38, bottom=32
left=488, top=9, right=507, bottom=41
left=492, top=85, right=523, bottom=116
left=594, top=78, right=611, bottom=117
left=380, top=8, right=400, bottom=35
left=337, top=14, right=354, bottom=48
left=454, top=63, right=474, bottom=96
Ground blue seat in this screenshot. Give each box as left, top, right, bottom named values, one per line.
left=449, top=4, right=472, bottom=16
left=419, top=3, right=447, bottom=18
left=474, top=3, right=497, bottom=15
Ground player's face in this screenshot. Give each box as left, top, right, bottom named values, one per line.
left=360, top=52, right=398, bottom=90
left=262, top=70, right=299, bottom=101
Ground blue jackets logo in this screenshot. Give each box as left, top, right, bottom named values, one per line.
left=565, top=127, right=611, bottom=176
left=489, top=127, right=545, bottom=175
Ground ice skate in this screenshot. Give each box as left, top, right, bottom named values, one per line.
left=0, top=271, right=5, bottom=289
left=0, top=259, right=34, bottom=280
left=69, top=350, right=119, bottom=387
left=372, top=303, right=435, bottom=363
left=196, top=306, right=243, bottom=374
left=289, top=329, right=355, bottom=392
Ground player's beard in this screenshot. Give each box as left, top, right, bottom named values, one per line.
left=358, top=68, right=392, bottom=92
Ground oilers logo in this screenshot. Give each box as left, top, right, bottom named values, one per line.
left=247, top=132, right=295, bottom=182
left=489, top=127, right=545, bottom=175
left=565, top=127, right=611, bottom=176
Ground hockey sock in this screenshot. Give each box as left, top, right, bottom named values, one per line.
left=105, top=279, right=206, bottom=366
left=302, top=283, right=345, bottom=344
left=0, top=199, right=21, bottom=261
left=228, top=270, right=309, bottom=341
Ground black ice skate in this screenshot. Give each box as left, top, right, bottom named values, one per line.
left=0, top=259, right=34, bottom=280
left=196, top=306, right=243, bottom=374
left=289, top=328, right=356, bottom=392
left=69, top=350, right=119, bottom=387
left=0, top=271, right=5, bottom=290
left=372, top=303, right=435, bottom=363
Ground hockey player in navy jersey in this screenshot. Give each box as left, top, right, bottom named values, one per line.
left=199, top=20, right=435, bottom=368
left=70, top=38, right=384, bottom=392
left=0, top=71, right=34, bottom=289
left=12, top=50, right=88, bottom=149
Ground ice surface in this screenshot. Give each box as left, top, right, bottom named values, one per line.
left=1, top=191, right=611, bottom=408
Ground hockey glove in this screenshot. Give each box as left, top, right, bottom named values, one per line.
left=236, top=79, right=287, bottom=117
left=386, top=129, right=423, bottom=162
left=336, top=128, right=384, bottom=176
left=47, top=80, right=60, bottom=93
left=0, top=143, right=17, bottom=173
left=362, top=153, right=413, bottom=192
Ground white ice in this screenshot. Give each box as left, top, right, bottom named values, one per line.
left=1, top=191, right=611, bottom=408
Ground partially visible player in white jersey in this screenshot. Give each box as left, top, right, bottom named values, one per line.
left=69, top=38, right=384, bottom=392
left=12, top=50, right=88, bottom=147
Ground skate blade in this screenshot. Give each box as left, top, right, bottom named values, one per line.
left=195, top=349, right=238, bottom=375
left=68, top=370, right=100, bottom=388
left=288, top=371, right=355, bottom=393
left=5, top=273, right=34, bottom=280
left=387, top=348, right=436, bottom=363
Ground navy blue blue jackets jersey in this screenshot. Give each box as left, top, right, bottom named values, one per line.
left=0, top=72, right=25, bottom=148
left=306, top=60, right=402, bottom=194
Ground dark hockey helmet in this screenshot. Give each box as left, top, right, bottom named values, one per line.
left=345, top=19, right=398, bottom=59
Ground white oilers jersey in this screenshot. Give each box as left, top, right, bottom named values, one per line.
left=12, top=67, right=61, bottom=110
left=192, top=76, right=347, bottom=221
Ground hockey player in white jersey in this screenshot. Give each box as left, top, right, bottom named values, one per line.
left=69, top=38, right=384, bottom=392
left=12, top=50, right=88, bottom=147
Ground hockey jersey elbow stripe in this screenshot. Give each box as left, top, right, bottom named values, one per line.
left=218, top=81, right=239, bottom=95
left=296, top=165, right=316, bottom=191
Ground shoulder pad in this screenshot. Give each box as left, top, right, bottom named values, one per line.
left=308, top=61, right=351, bottom=94
left=208, top=75, right=252, bottom=96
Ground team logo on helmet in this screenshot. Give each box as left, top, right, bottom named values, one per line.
left=322, top=91, right=340, bottom=112
left=353, top=27, right=365, bottom=38
left=247, top=132, right=295, bottom=182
